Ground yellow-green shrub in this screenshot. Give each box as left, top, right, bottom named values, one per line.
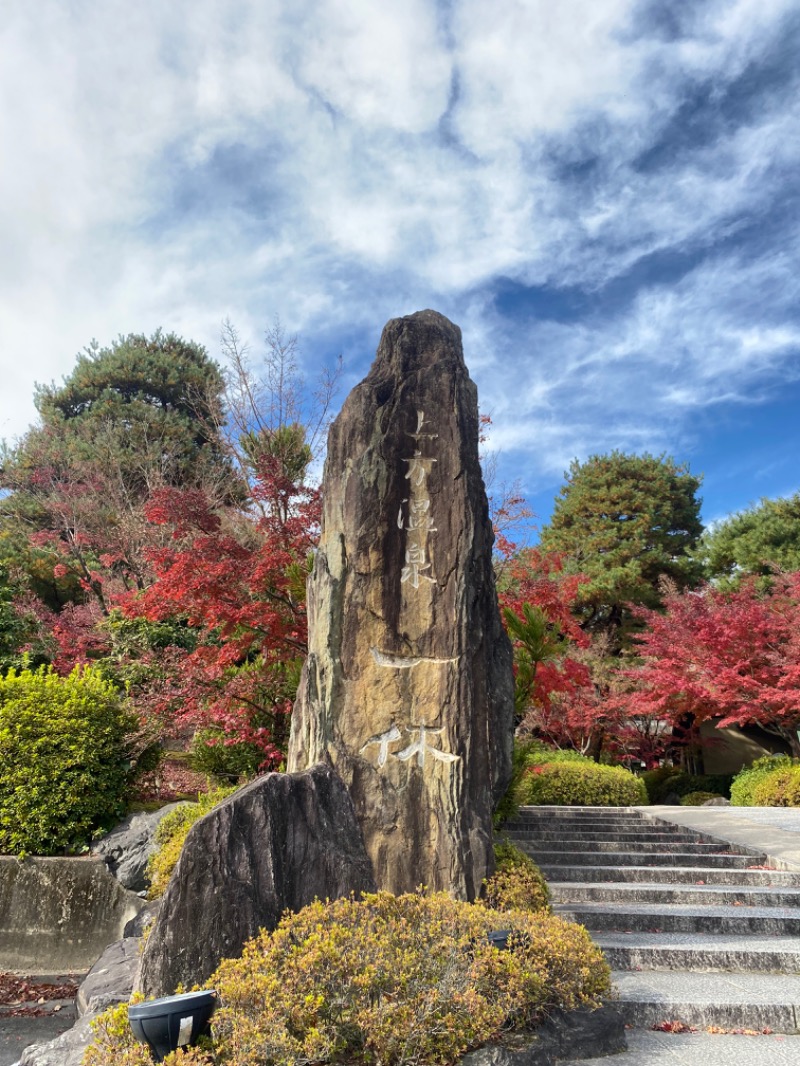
left=730, top=755, right=797, bottom=806
left=147, top=786, right=238, bottom=897
left=83, top=892, right=610, bottom=1066
left=752, top=765, right=800, bottom=807
left=484, top=840, right=550, bottom=912
left=518, top=761, right=647, bottom=807
left=210, top=892, right=610, bottom=1066
left=0, top=665, right=136, bottom=855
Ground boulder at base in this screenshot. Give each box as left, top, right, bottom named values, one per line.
left=136, top=764, right=376, bottom=997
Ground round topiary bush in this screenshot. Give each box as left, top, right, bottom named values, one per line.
left=730, top=754, right=797, bottom=806
left=519, top=761, right=647, bottom=807
left=84, top=892, right=611, bottom=1066
left=484, top=840, right=551, bottom=913
left=0, top=665, right=135, bottom=855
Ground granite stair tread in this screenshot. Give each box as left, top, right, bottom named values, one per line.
left=561, top=1029, right=800, bottom=1066
left=549, top=881, right=800, bottom=906
left=539, top=864, right=798, bottom=885
left=610, top=969, right=800, bottom=1031
left=522, top=848, right=763, bottom=867
left=591, top=931, right=800, bottom=973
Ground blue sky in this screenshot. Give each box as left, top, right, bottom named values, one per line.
left=1, top=0, right=798, bottom=537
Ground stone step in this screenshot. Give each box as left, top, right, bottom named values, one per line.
left=523, top=848, right=764, bottom=868
left=539, top=864, right=800, bottom=886
left=550, top=882, right=800, bottom=908
left=510, top=812, right=649, bottom=825
left=555, top=901, right=800, bottom=935
left=516, top=839, right=744, bottom=854
left=610, top=970, right=800, bottom=1032
left=592, top=932, right=800, bottom=974
left=505, top=829, right=704, bottom=844
left=561, top=1028, right=800, bottom=1066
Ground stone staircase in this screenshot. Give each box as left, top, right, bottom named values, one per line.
left=502, top=805, right=800, bottom=1064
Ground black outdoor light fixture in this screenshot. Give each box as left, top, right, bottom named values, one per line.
left=128, top=989, right=218, bottom=1062
left=487, top=929, right=512, bottom=950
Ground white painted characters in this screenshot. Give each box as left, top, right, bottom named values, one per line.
left=360, top=723, right=460, bottom=769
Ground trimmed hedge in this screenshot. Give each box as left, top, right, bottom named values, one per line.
left=85, top=892, right=611, bottom=1066
left=679, top=791, right=724, bottom=806
left=0, top=665, right=135, bottom=855
left=518, top=760, right=647, bottom=807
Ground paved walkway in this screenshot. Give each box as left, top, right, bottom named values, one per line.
left=640, top=805, right=800, bottom=871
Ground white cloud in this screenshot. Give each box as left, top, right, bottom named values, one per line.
left=0, top=0, right=797, bottom=528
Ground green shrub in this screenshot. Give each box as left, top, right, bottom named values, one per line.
left=730, top=754, right=797, bottom=806
left=0, top=665, right=135, bottom=855
left=147, top=785, right=239, bottom=897
left=679, top=791, right=723, bottom=806
left=189, top=728, right=263, bottom=783
left=519, top=760, right=647, bottom=807
left=642, top=767, right=733, bottom=804
left=484, top=840, right=550, bottom=912
left=751, top=765, right=800, bottom=807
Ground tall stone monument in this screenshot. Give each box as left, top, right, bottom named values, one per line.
left=288, top=310, right=514, bottom=900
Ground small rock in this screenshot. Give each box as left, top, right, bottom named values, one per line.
left=92, top=803, right=187, bottom=892
left=703, top=797, right=732, bottom=806
left=76, top=937, right=141, bottom=1017
left=123, top=898, right=161, bottom=938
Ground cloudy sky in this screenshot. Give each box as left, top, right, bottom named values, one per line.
left=2, top=0, right=798, bottom=534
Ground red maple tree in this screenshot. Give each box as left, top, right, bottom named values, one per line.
left=619, top=574, right=800, bottom=758
left=123, top=457, right=320, bottom=766
left=498, top=548, right=602, bottom=751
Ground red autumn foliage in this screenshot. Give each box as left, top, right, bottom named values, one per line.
left=123, top=458, right=320, bottom=766
left=498, top=548, right=605, bottom=751
left=618, top=574, right=800, bottom=757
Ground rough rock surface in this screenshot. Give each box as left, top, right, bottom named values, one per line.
left=123, top=898, right=161, bottom=938
left=76, top=937, right=140, bottom=1017
left=288, top=310, right=514, bottom=899
left=135, top=764, right=376, bottom=997
left=17, top=1013, right=94, bottom=1066
left=92, top=802, right=186, bottom=892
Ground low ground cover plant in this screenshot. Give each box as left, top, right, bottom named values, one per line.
left=518, top=760, right=647, bottom=807
left=0, top=665, right=135, bottom=855
left=679, top=791, right=724, bottom=805
left=484, top=840, right=551, bottom=912
left=147, top=785, right=238, bottom=897
left=85, top=891, right=610, bottom=1066
left=730, top=754, right=798, bottom=806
